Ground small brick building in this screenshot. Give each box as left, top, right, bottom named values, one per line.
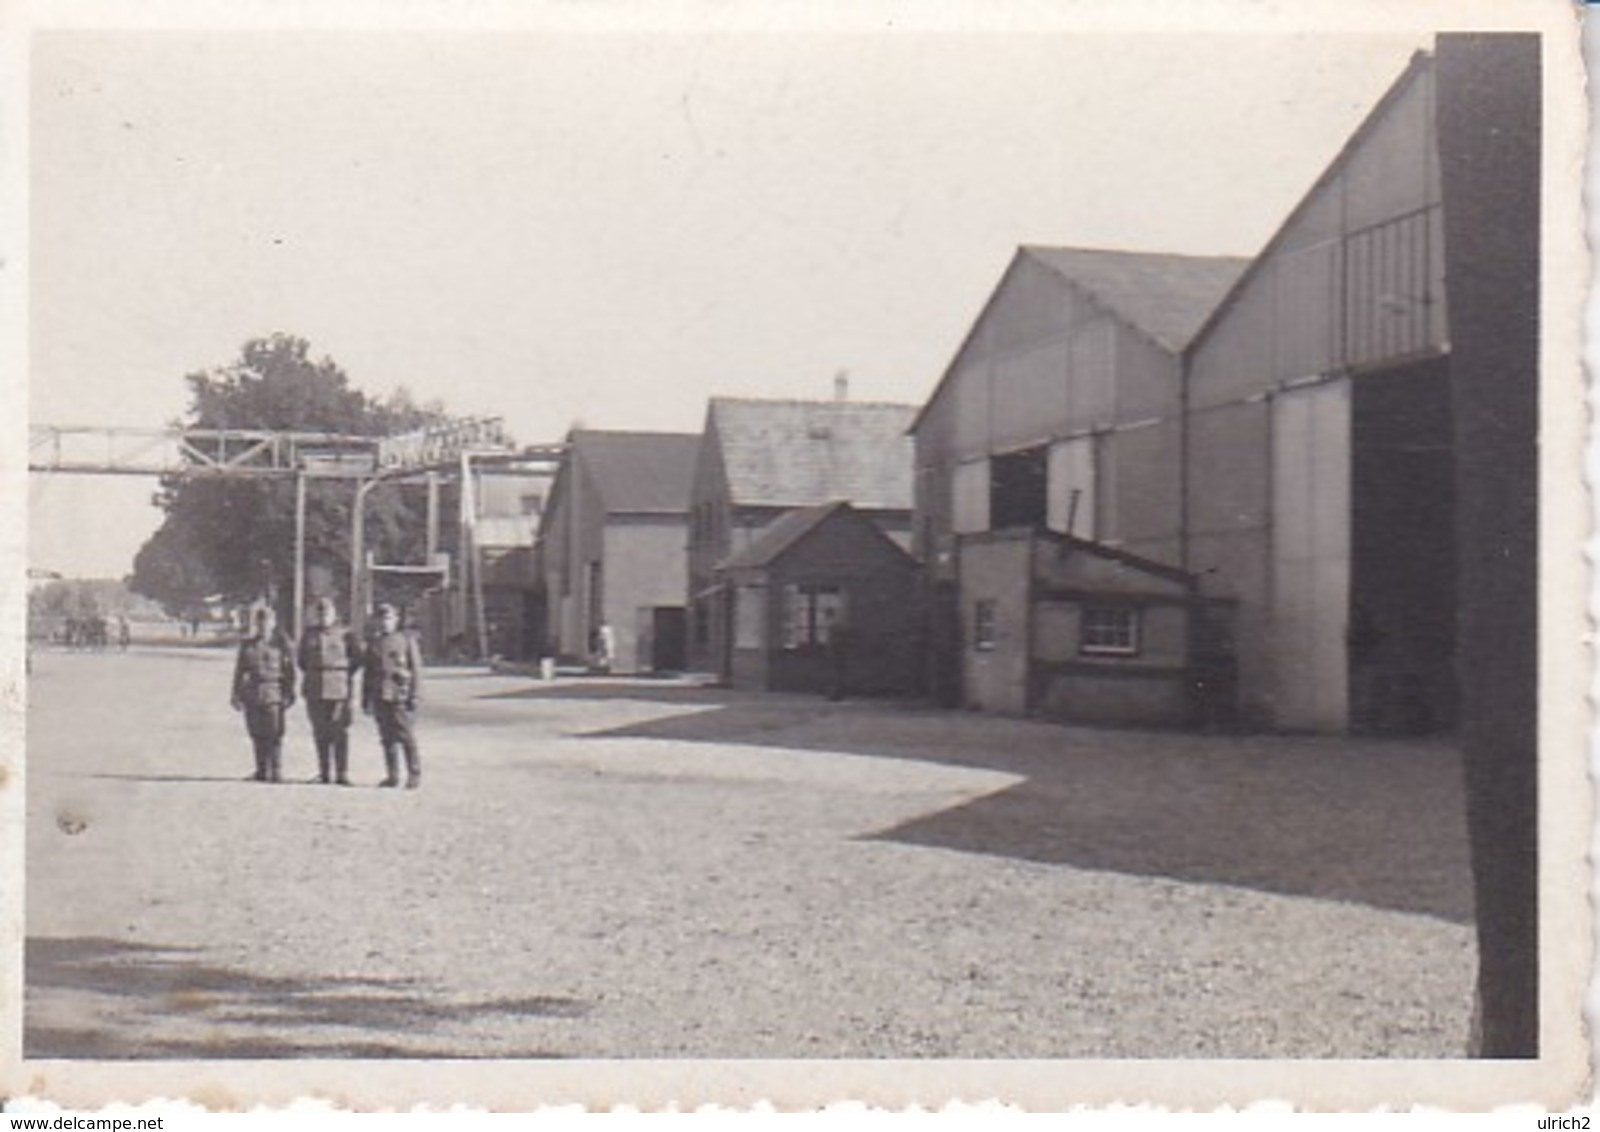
left=958, top=527, right=1235, bottom=728
left=716, top=501, right=920, bottom=696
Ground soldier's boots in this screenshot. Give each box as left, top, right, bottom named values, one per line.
left=317, top=749, right=332, bottom=785
left=379, top=746, right=400, bottom=788
left=268, top=746, right=284, bottom=784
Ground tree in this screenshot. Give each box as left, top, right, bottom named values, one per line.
left=129, top=334, right=462, bottom=620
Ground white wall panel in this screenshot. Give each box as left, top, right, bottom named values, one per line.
left=1046, top=437, right=1096, bottom=538
left=952, top=359, right=991, bottom=455
left=952, top=459, right=990, bottom=534
left=992, top=340, right=1070, bottom=449
left=1270, top=380, right=1351, bottom=730
left=1067, top=318, right=1116, bottom=427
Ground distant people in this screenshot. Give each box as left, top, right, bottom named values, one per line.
left=592, top=622, right=615, bottom=673
left=231, top=604, right=296, bottom=784
left=116, top=615, right=131, bottom=651
left=362, top=603, right=423, bottom=790
left=298, top=597, right=363, bottom=786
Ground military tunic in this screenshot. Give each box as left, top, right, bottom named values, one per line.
left=363, top=628, right=423, bottom=786
left=232, top=631, right=296, bottom=782
left=298, top=624, right=363, bottom=783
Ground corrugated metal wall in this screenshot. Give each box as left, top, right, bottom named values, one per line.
left=1185, top=59, right=1447, bottom=730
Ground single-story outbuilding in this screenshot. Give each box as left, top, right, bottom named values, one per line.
left=717, top=501, right=919, bottom=697
left=957, top=527, right=1236, bottom=728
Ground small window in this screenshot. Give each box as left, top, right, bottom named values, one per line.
left=1080, top=605, right=1139, bottom=656
left=782, top=584, right=844, bottom=649
left=972, top=599, right=997, bottom=652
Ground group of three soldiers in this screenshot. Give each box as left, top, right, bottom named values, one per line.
left=231, top=598, right=423, bottom=789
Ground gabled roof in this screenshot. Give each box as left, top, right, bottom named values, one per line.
left=719, top=501, right=913, bottom=572
left=707, top=397, right=916, bottom=510
left=1187, top=50, right=1434, bottom=355
left=570, top=429, right=700, bottom=515
left=910, top=245, right=1247, bottom=433
left=1021, top=246, right=1250, bottom=353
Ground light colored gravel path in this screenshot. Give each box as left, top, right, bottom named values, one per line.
left=25, top=647, right=1475, bottom=1059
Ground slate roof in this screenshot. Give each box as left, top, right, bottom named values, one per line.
left=1021, top=246, right=1250, bottom=353
left=911, top=245, right=1251, bottom=434
left=707, top=397, right=916, bottom=510
left=571, top=429, right=700, bottom=515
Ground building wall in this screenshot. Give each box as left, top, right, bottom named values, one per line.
left=686, top=422, right=732, bottom=671
left=1185, top=60, right=1446, bottom=730
left=541, top=452, right=670, bottom=666
left=725, top=513, right=919, bottom=695
left=1032, top=594, right=1192, bottom=726
left=771, top=513, right=918, bottom=695
left=726, top=581, right=772, bottom=689
left=602, top=516, right=690, bottom=673
left=1109, top=417, right=1182, bottom=565
left=957, top=537, right=1033, bottom=715
left=703, top=495, right=912, bottom=682
left=536, top=458, right=607, bottom=661
left=914, top=252, right=1186, bottom=582
left=913, top=382, right=960, bottom=575
left=1268, top=379, right=1352, bottom=730
left=1029, top=537, right=1195, bottom=727
left=915, top=250, right=1195, bottom=724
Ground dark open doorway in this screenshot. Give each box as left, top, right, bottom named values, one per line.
left=1348, top=356, right=1457, bottom=735
left=650, top=606, right=687, bottom=673
left=989, top=445, right=1048, bottom=530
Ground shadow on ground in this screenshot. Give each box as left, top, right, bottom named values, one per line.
left=78, top=772, right=262, bottom=785
left=550, top=684, right=1473, bottom=925
left=481, top=679, right=742, bottom=707
left=26, top=936, right=580, bottom=1058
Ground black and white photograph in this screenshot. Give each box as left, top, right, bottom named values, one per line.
left=2, top=0, right=1591, bottom=1114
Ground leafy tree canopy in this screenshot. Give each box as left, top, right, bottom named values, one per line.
left=130, top=334, right=464, bottom=620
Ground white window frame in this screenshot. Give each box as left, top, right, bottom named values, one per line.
left=782, top=584, right=845, bottom=650
left=1080, top=604, right=1140, bottom=657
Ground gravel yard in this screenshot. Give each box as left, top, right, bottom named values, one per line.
left=25, top=646, right=1475, bottom=1060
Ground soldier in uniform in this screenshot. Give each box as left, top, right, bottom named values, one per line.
left=231, top=604, right=296, bottom=783
left=362, top=602, right=423, bottom=789
left=298, top=597, right=363, bottom=785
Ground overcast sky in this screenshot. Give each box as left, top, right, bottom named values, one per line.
left=21, top=9, right=1475, bottom=578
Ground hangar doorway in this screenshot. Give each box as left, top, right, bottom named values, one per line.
left=1348, top=356, right=1458, bottom=735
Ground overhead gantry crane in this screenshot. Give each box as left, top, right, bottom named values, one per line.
left=29, top=419, right=564, bottom=644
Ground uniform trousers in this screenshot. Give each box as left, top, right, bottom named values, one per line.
left=243, top=703, right=286, bottom=782
left=373, top=701, right=420, bottom=782
left=306, top=698, right=353, bottom=781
